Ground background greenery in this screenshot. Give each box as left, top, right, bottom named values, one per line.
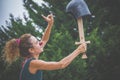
left=0, top=0, right=120, bottom=80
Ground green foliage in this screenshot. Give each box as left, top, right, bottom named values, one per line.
left=99, top=25, right=120, bottom=80
left=1, top=0, right=120, bottom=80
left=40, top=26, right=87, bottom=80
left=85, top=28, right=106, bottom=80
left=85, top=24, right=120, bottom=80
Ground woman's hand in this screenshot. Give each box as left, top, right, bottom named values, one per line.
left=42, top=14, right=54, bottom=25
left=77, top=43, right=87, bottom=53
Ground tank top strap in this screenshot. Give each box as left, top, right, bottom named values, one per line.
left=19, top=58, right=35, bottom=80
left=25, top=58, right=35, bottom=67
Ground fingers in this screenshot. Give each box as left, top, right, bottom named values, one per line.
left=78, top=43, right=87, bottom=53
left=41, top=14, right=46, bottom=19
left=41, top=14, right=53, bottom=22
left=82, top=43, right=87, bottom=50
left=41, top=14, right=48, bottom=21
left=47, top=14, right=53, bottom=18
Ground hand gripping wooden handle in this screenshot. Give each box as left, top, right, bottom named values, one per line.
left=76, top=17, right=90, bottom=59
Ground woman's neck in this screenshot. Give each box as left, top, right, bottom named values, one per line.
left=32, top=54, right=39, bottom=60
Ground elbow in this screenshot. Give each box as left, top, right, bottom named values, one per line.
left=59, top=61, right=68, bottom=69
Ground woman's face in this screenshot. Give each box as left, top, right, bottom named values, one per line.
left=29, top=36, right=43, bottom=54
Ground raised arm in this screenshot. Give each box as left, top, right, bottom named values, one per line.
left=30, top=44, right=86, bottom=71
left=40, top=14, right=54, bottom=48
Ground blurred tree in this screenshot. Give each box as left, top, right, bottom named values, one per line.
left=1, top=0, right=120, bottom=80
left=0, top=0, right=92, bottom=80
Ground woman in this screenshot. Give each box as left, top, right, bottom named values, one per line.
left=2, top=14, right=86, bottom=80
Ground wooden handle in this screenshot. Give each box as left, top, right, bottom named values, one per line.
left=77, top=18, right=89, bottom=59
left=75, top=41, right=91, bottom=45
left=82, top=53, right=88, bottom=59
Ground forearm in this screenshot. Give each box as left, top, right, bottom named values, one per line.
left=41, top=23, right=53, bottom=42
left=33, top=44, right=85, bottom=71
left=59, top=48, right=82, bottom=69
left=41, top=14, right=54, bottom=42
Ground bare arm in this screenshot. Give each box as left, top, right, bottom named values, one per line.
left=40, top=14, right=54, bottom=48
left=30, top=44, right=86, bottom=71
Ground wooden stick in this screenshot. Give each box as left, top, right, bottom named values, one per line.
left=76, top=17, right=90, bottom=59
left=75, top=41, right=90, bottom=45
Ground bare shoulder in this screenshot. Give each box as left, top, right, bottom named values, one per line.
left=29, top=59, right=45, bottom=74
left=30, top=59, right=62, bottom=70
left=30, top=59, right=45, bottom=67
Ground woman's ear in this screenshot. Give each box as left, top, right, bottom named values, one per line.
left=28, top=48, right=34, bottom=54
